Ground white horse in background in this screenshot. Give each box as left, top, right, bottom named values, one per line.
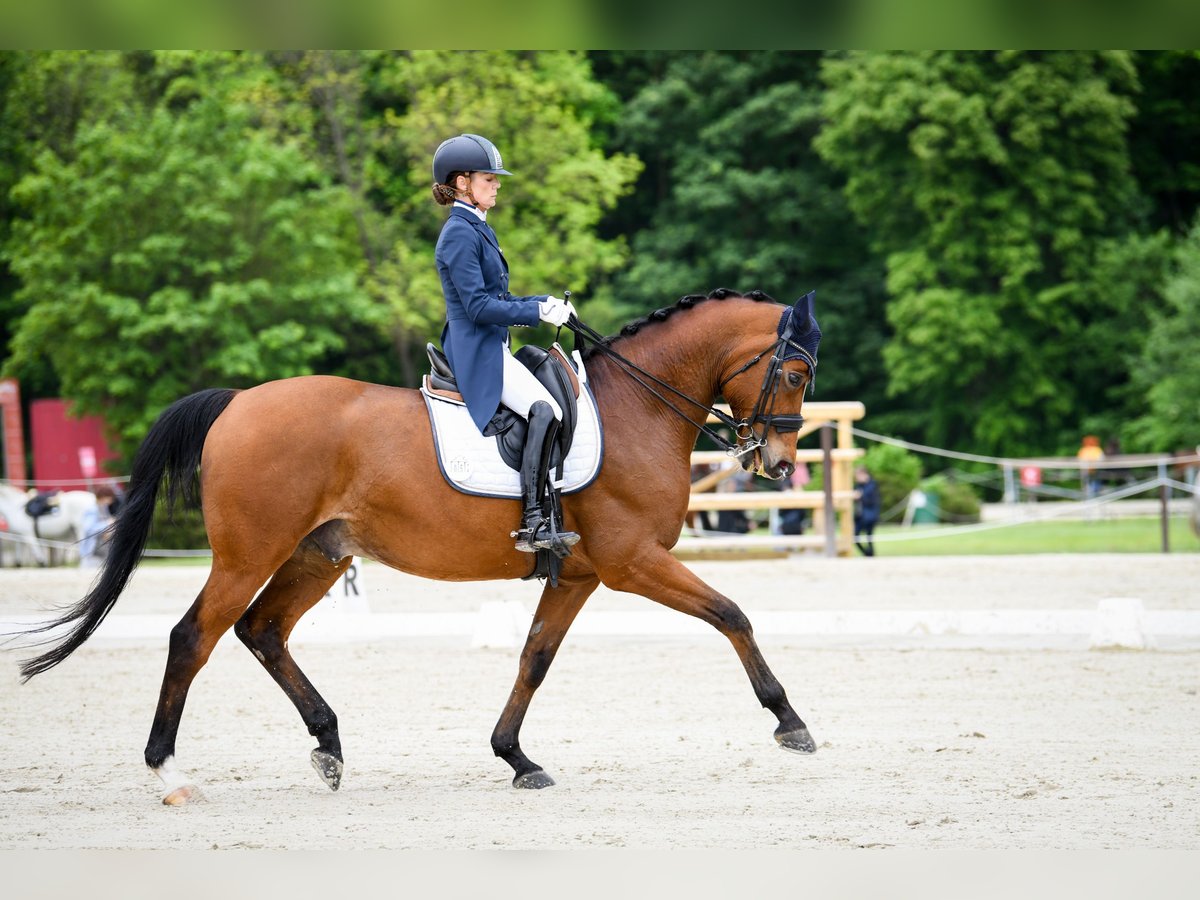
left=0, top=484, right=98, bottom=566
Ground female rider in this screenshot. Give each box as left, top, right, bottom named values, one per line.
left=431, top=133, right=580, bottom=555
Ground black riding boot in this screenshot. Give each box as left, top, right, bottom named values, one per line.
left=513, top=401, right=580, bottom=554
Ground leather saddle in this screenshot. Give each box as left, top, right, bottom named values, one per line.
left=426, top=342, right=580, bottom=472
left=24, top=491, right=58, bottom=520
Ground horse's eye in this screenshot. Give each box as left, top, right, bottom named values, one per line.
left=787, top=372, right=803, bottom=388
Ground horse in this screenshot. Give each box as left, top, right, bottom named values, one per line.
left=17, top=289, right=821, bottom=805
left=0, top=485, right=97, bottom=566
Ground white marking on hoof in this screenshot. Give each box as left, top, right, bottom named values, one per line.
left=162, top=784, right=202, bottom=806
left=153, top=755, right=202, bottom=806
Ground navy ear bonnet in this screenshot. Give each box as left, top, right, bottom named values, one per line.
left=777, top=290, right=820, bottom=375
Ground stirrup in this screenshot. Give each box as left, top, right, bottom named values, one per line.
left=512, top=518, right=580, bottom=556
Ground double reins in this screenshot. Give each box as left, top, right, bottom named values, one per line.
left=563, top=309, right=811, bottom=461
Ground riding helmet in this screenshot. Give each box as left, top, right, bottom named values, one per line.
left=432, top=134, right=512, bottom=184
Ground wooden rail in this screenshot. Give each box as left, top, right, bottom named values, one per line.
left=679, top=401, right=866, bottom=557
left=687, top=490, right=857, bottom=511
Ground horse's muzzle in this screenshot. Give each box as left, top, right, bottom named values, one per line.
left=763, top=459, right=794, bottom=481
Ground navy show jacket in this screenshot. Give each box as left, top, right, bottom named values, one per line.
left=435, top=205, right=547, bottom=432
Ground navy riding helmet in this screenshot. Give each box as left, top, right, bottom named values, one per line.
left=433, top=134, right=512, bottom=184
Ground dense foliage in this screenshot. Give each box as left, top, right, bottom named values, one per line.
left=1, top=50, right=1197, bottom=467
left=818, top=51, right=1155, bottom=454
left=1129, top=218, right=1200, bottom=451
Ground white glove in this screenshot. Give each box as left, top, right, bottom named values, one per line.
left=538, top=296, right=573, bottom=327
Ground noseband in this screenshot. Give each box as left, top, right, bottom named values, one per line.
left=565, top=293, right=821, bottom=462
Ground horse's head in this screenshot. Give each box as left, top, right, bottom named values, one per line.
left=719, top=292, right=821, bottom=481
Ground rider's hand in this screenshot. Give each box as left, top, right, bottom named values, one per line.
left=538, top=296, right=571, bottom=327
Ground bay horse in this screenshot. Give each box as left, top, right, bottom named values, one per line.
left=19, top=289, right=820, bottom=805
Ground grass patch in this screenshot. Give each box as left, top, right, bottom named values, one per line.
left=140, top=555, right=213, bottom=567
left=870, top=516, right=1200, bottom=556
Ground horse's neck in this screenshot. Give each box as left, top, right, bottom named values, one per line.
left=590, top=324, right=728, bottom=454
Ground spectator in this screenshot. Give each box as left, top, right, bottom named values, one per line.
left=1099, top=437, right=1134, bottom=489
left=1076, top=435, right=1105, bottom=498
left=778, top=462, right=811, bottom=536
left=715, top=467, right=752, bottom=534
left=79, top=485, right=119, bottom=568
left=853, top=466, right=881, bottom=557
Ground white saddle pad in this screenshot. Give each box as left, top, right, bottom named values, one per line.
left=422, top=370, right=604, bottom=500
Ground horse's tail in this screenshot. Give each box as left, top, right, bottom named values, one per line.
left=19, top=388, right=239, bottom=681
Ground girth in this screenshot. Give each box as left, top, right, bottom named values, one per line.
left=425, top=343, right=580, bottom=472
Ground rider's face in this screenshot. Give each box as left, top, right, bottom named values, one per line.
left=458, top=172, right=501, bottom=211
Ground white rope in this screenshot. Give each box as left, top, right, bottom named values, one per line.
left=851, top=427, right=1200, bottom=470
left=0, top=530, right=212, bottom=557
left=0, top=530, right=79, bottom=550
left=869, top=475, right=1186, bottom=543
left=1, top=476, right=130, bottom=488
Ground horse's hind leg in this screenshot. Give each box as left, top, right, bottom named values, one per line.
left=491, top=574, right=599, bottom=788
left=606, top=549, right=816, bottom=755
left=233, top=543, right=351, bottom=791
left=145, top=562, right=279, bottom=805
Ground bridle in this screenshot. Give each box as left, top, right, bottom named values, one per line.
left=564, top=297, right=819, bottom=462
left=716, top=303, right=818, bottom=458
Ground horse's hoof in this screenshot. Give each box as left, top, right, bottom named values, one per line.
left=513, top=769, right=556, bottom=789
left=776, top=727, right=817, bottom=754
left=162, top=784, right=202, bottom=806
left=310, top=749, right=344, bottom=791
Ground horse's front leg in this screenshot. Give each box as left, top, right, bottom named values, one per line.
left=604, top=548, right=816, bottom=754
left=491, top=573, right=599, bottom=788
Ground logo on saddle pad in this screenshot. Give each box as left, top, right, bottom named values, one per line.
left=447, top=455, right=473, bottom=479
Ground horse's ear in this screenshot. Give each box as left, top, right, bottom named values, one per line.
left=792, top=290, right=816, bottom=332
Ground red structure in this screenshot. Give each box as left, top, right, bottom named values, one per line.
left=30, top=398, right=120, bottom=490
left=0, top=378, right=27, bottom=485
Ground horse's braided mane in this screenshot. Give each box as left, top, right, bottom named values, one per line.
left=580, top=287, right=778, bottom=360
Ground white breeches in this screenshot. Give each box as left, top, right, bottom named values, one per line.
left=500, top=343, right=562, bottom=421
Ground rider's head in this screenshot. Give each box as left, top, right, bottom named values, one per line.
left=431, top=134, right=511, bottom=211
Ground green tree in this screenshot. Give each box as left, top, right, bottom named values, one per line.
left=369, top=50, right=642, bottom=377
left=1127, top=51, right=1200, bottom=235
left=1, top=51, right=141, bottom=399
left=0, top=53, right=27, bottom=374
left=1126, top=217, right=1200, bottom=451
left=3, top=52, right=384, bottom=460
left=589, top=51, right=890, bottom=411
left=816, top=51, right=1149, bottom=455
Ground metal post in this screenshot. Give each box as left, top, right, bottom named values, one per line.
left=1003, top=463, right=1016, bottom=504
left=1161, top=477, right=1170, bottom=554
left=821, top=423, right=836, bottom=558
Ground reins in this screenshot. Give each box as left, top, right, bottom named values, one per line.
left=563, top=311, right=810, bottom=461
left=564, top=316, right=750, bottom=455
